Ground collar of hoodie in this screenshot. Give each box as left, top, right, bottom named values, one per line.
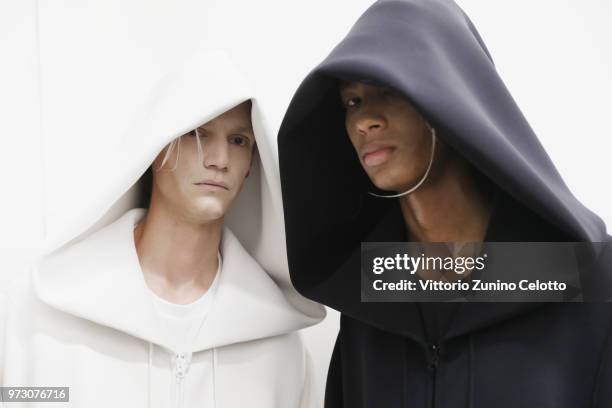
left=33, top=209, right=319, bottom=353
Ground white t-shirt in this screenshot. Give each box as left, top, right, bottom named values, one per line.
left=148, top=252, right=222, bottom=353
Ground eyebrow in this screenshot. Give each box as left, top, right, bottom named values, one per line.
left=338, top=80, right=357, bottom=93
left=338, top=84, right=350, bottom=93
left=232, top=125, right=253, bottom=133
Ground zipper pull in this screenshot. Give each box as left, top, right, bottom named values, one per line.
left=172, top=351, right=193, bottom=381
left=429, top=344, right=440, bottom=370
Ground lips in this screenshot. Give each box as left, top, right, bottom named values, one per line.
left=193, top=180, right=229, bottom=190
left=362, top=146, right=395, bottom=167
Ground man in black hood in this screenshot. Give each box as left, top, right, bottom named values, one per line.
left=277, top=0, right=612, bottom=407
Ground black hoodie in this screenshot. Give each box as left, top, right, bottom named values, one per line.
left=278, top=0, right=612, bottom=407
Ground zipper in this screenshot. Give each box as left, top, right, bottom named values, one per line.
left=429, top=343, right=440, bottom=408
left=172, top=351, right=193, bottom=408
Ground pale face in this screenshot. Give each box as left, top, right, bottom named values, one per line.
left=339, top=82, right=434, bottom=192
left=151, top=100, right=255, bottom=223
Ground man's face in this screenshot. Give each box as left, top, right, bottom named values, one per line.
left=339, top=82, right=433, bottom=193
left=151, top=100, right=255, bottom=222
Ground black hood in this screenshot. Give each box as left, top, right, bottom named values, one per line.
left=277, top=0, right=612, bottom=340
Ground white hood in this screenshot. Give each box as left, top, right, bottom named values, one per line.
left=33, top=46, right=324, bottom=350
left=2, top=2, right=328, bottom=407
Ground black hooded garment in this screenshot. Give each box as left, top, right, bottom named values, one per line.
left=277, top=1, right=612, bottom=407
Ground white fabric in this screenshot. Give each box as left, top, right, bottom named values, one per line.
left=0, top=44, right=324, bottom=407
left=1, top=205, right=318, bottom=408
left=147, top=246, right=222, bottom=354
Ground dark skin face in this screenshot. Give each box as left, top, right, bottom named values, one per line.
left=339, top=81, right=494, bottom=278
left=339, top=81, right=437, bottom=193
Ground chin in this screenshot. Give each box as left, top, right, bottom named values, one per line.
left=370, top=169, right=404, bottom=192
left=191, top=197, right=227, bottom=221
left=371, top=165, right=421, bottom=193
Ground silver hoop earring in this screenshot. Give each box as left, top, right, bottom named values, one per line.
left=368, top=125, right=436, bottom=198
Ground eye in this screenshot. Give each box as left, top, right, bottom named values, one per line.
left=343, top=97, right=361, bottom=109
left=187, top=129, right=208, bottom=138
left=229, top=134, right=250, bottom=147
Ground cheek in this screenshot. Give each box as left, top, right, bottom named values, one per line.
left=231, top=149, right=254, bottom=176
left=180, top=142, right=203, bottom=167
left=393, top=117, right=428, bottom=153
left=345, top=120, right=360, bottom=150
left=153, top=152, right=194, bottom=193
left=154, top=169, right=181, bottom=198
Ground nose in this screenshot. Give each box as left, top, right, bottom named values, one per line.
left=202, top=136, right=229, bottom=171
left=354, top=110, right=387, bottom=137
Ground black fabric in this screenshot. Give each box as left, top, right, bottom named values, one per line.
left=319, top=193, right=612, bottom=408
left=277, top=0, right=612, bottom=406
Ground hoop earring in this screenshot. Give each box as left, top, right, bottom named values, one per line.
left=368, top=125, right=436, bottom=198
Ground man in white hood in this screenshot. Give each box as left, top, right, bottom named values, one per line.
left=0, top=49, right=324, bottom=407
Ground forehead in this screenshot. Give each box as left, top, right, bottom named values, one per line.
left=338, top=80, right=383, bottom=94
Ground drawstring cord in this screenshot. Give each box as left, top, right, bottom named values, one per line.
left=468, top=334, right=475, bottom=408
left=148, top=342, right=153, bottom=408
left=178, top=373, right=185, bottom=408
left=212, top=348, right=217, bottom=407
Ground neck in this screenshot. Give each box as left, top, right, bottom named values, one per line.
left=134, top=197, right=222, bottom=304
left=399, top=155, right=493, bottom=243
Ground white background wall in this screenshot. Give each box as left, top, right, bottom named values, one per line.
left=1, top=0, right=611, bottom=399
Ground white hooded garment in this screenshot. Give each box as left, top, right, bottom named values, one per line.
left=0, top=46, right=325, bottom=407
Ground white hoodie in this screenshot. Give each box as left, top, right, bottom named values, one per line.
left=0, top=46, right=325, bottom=407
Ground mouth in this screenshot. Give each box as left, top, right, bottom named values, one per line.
left=361, top=145, right=396, bottom=168
left=193, top=180, right=229, bottom=191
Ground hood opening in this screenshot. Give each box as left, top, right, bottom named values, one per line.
left=36, top=48, right=324, bottom=346
left=281, top=71, right=580, bottom=295
left=277, top=0, right=612, bottom=336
